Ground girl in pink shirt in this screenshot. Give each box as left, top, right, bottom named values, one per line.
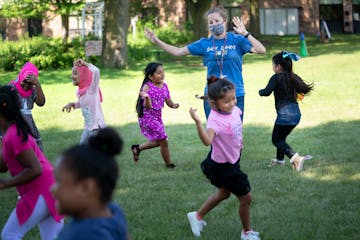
left=62, top=59, right=105, bottom=144
left=0, top=85, right=63, bottom=240
left=188, top=77, right=260, bottom=240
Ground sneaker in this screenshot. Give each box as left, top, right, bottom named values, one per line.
left=270, top=158, right=285, bottom=166
left=290, top=153, right=305, bottom=171
left=187, top=211, right=207, bottom=237
left=166, top=163, right=176, bottom=169
left=241, top=230, right=261, bottom=240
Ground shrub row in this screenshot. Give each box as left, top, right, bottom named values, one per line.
left=0, top=36, right=86, bottom=71
left=0, top=22, right=194, bottom=70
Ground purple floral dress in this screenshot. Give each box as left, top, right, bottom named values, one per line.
left=139, top=82, right=170, bottom=141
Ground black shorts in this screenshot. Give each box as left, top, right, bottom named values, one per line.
left=201, top=151, right=251, bottom=196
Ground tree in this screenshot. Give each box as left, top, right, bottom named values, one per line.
left=248, top=0, right=260, bottom=35
left=0, top=0, right=84, bottom=41
left=102, top=0, right=129, bottom=68
left=185, top=0, right=212, bottom=40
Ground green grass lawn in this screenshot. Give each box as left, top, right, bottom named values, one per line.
left=0, top=34, right=359, bottom=239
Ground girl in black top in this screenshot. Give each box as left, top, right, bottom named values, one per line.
left=259, top=51, right=313, bottom=171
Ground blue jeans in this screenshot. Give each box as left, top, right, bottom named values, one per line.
left=204, top=96, right=244, bottom=121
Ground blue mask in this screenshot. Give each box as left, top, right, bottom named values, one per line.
left=209, top=23, right=225, bottom=36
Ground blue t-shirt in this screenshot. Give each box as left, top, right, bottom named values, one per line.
left=187, top=32, right=252, bottom=96
left=56, top=203, right=128, bottom=240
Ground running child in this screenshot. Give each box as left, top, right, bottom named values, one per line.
left=0, top=85, right=63, bottom=240
left=259, top=51, right=314, bottom=171
left=62, top=59, right=105, bottom=144
left=9, top=61, right=46, bottom=150
left=131, top=62, right=179, bottom=168
left=51, top=127, right=130, bottom=240
left=188, top=77, right=260, bottom=240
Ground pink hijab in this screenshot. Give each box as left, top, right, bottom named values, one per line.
left=75, top=65, right=103, bottom=102
left=11, top=62, right=39, bottom=98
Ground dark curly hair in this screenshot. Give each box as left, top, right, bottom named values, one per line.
left=60, top=127, right=123, bottom=204
left=0, top=85, right=32, bottom=142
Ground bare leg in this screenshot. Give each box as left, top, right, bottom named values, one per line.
left=237, top=192, right=252, bottom=231
left=158, top=139, right=172, bottom=165
left=197, top=187, right=231, bottom=219
left=139, top=140, right=160, bottom=151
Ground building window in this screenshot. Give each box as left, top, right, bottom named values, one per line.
left=259, top=8, right=299, bottom=35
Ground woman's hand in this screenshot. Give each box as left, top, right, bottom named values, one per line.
left=172, top=103, right=180, bottom=109
left=232, top=16, right=247, bottom=35
left=144, top=28, right=158, bottom=44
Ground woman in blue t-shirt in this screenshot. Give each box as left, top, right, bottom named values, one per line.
left=145, top=5, right=266, bottom=119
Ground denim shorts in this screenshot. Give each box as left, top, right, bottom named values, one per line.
left=276, top=103, right=301, bottom=125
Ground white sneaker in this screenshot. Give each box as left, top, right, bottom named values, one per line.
left=270, top=158, right=285, bottom=166
left=241, top=230, right=261, bottom=240
left=187, top=211, right=207, bottom=237
left=290, top=153, right=305, bottom=171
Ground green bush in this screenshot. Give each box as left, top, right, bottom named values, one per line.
left=0, top=36, right=85, bottom=71
left=127, top=20, right=194, bottom=62
left=0, top=23, right=194, bottom=70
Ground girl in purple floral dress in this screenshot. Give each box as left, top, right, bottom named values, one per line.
left=132, top=62, right=179, bottom=168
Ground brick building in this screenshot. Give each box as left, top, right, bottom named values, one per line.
left=1, top=0, right=359, bottom=41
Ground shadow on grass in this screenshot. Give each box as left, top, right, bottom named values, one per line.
left=0, top=120, right=359, bottom=239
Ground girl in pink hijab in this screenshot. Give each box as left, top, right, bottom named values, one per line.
left=9, top=62, right=46, bottom=151
left=62, top=59, right=105, bottom=144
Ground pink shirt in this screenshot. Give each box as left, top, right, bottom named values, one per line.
left=207, top=107, right=243, bottom=164
left=74, top=64, right=105, bottom=130
left=2, top=124, right=62, bottom=224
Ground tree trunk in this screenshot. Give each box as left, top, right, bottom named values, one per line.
left=186, top=0, right=212, bottom=40
left=103, top=0, right=129, bottom=68
left=248, top=0, right=260, bottom=35
left=61, top=14, right=69, bottom=42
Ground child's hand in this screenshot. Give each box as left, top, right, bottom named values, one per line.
left=189, top=107, right=201, bottom=123
left=73, top=59, right=87, bottom=67
left=232, top=16, right=247, bottom=35
left=0, top=179, right=6, bottom=190
left=62, top=103, right=75, bottom=113
left=172, top=103, right=179, bottom=109
left=25, top=74, right=39, bottom=86
left=139, top=91, right=149, bottom=99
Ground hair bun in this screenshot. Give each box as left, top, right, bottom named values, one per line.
left=207, top=75, right=220, bottom=85
left=88, top=127, right=123, bottom=156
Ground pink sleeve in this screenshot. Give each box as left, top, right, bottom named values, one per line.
left=13, top=136, right=32, bottom=157
left=163, top=83, right=170, bottom=99
left=207, top=115, right=219, bottom=135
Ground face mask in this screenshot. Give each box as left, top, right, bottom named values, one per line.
left=209, top=23, right=225, bottom=36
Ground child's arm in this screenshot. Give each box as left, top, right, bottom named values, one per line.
left=140, top=84, right=152, bottom=109
left=26, top=74, right=45, bottom=106
left=0, top=149, right=41, bottom=190
left=189, top=107, right=214, bottom=146
left=0, top=155, right=8, bottom=173
left=165, top=98, right=179, bottom=109
left=259, top=75, right=276, bottom=96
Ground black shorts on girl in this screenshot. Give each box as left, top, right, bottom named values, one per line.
left=201, top=152, right=251, bottom=196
